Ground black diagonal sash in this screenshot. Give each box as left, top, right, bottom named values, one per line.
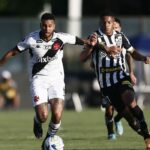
left=32, top=38, right=63, bottom=77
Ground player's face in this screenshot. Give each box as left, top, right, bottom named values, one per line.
left=101, top=16, right=114, bottom=36
left=40, top=19, right=55, bottom=39
left=114, top=22, right=121, bottom=32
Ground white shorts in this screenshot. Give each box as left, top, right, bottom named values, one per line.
left=30, top=75, right=65, bottom=107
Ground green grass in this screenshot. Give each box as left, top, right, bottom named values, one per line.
left=0, top=108, right=150, bottom=150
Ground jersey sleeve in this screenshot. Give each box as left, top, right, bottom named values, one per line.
left=122, top=33, right=134, bottom=53
left=58, top=33, right=76, bottom=45
left=17, top=36, right=30, bottom=52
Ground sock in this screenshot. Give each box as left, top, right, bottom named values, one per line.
left=131, top=106, right=150, bottom=139
left=114, top=113, right=122, bottom=123
left=121, top=106, right=143, bottom=136
left=105, top=115, right=114, bottom=135
left=47, top=121, right=61, bottom=137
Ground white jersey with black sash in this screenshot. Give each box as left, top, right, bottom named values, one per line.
left=92, top=28, right=134, bottom=88
left=17, top=30, right=80, bottom=79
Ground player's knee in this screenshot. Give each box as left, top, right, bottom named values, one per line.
left=130, top=100, right=137, bottom=108
left=106, top=106, right=114, bottom=116
left=121, top=90, right=135, bottom=106
left=38, top=111, right=48, bottom=123
left=52, top=111, right=62, bottom=123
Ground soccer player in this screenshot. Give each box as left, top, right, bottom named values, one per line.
left=102, top=17, right=137, bottom=140
left=0, top=13, right=88, bottom=150
left=80, top=12, right=150, bottom=149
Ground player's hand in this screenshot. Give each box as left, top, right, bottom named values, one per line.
left=144, top=56, right=150, bottom=64
left=130, top=72, right=137, bottom=85
left=82, top=39, right=90, bottom=45
left=106, top=46, right=122, bottom=58
left=89, top=32, right=98, bottom=46
left=107, top=46, right=122, bottom=54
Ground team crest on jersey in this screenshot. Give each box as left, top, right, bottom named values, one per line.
left=115, top=34, right=122, bottom=48
left=99, top=51, right=107, bottom=58
left=52, top=42, right=61, bottom=51
left=34, top=96, right=39, bottom=102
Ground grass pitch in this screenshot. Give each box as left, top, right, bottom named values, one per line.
left=0, top=108, right=149, bottom=150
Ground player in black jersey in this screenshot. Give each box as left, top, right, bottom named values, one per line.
left=102, top=17, right=137, bottom=140
left=80, top=12, right=150, bottom=149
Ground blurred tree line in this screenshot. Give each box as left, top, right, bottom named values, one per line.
left=0, top=0, right=150, bottom=17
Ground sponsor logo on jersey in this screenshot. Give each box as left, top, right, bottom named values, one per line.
left=37, top=56, right=57, bottom=63
left=36, top=39, right=43, bottom=43
left=44, top=45, right=52, bottom=50
left=100, top=66, right=121, bottom=73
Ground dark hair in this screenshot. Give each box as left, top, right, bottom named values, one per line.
left=100, top=11, right=115, bottom=19
left=41, top=13, right=55, bottom=21
left=114, top=17, right=121, bottom=26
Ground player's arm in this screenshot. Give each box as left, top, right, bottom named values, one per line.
left=0, top=46, right=20, bottom=66
left=126, top=53, right=137, bottom=85
left=122, top=33, right=150, bottom=64
left=75, top=37, right=90, bottom=45
left=130, top=49, right=150, bottom=64
left=80, top=33, right=97, bottom=62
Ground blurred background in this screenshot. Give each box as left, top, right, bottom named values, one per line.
left=0, top=0, right=150, bottom=110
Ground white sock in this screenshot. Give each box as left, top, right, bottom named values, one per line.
left=48, top=121, right=61, bottom=137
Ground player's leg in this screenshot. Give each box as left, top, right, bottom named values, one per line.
left=31, top=77, right=49, bottom=139
left=41, top=77, right=65, bottom=150
left=105, top=105, right=116, bottom=140
left=114, top=113, right=122, bottom=122
left=41, top=99, right=64, bottom=150
left=46, top=98, right=64, bottom=137
left=101, top=95, right=116, bottom=139
left=121, top=90, right=150, bottom=139
left=114, top=113, right=124, bottom=136
left=34, top=103, right=49, bottom=138
left=121, top=88, right=150, bottom=149
left=105, top=85, right=142, bottom=137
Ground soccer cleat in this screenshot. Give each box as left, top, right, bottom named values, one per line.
left=41, top=134, right=51, bottom=150
left=108, top=133, right=116, bottom=140
left=115, top=121, right=124, bottom=136
left=33, top=118, right=43, bottom=139
left=145, top=138, right=150, bottom=150
left=41, top=137, right=47, bottom=150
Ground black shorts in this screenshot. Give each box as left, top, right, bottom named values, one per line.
left=101, top=77, right=135, bottom=113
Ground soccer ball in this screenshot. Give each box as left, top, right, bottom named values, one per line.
left=44, top=135, right=64, bottom=150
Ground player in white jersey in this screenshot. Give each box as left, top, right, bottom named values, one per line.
left=80, top=12, right=150, bottom=149
left=0, top=13, right=88, bottom=150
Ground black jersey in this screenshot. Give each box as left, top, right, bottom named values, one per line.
left=92, top=28, right=134, bottom=88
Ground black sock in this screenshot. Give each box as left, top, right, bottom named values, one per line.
left=122, top=107, right=143, bottom=136
left=105, top=115, right=114, bottom=135
left=131, top=105, right=150, bottom=139
left=114, top=113, right=122, bottom=122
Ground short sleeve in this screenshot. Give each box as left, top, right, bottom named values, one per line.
left=122, top=33, right=134, bottom=53
left=58, top=33, right=76, bottom=44
left=17, top=36, right=30, bottom=52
